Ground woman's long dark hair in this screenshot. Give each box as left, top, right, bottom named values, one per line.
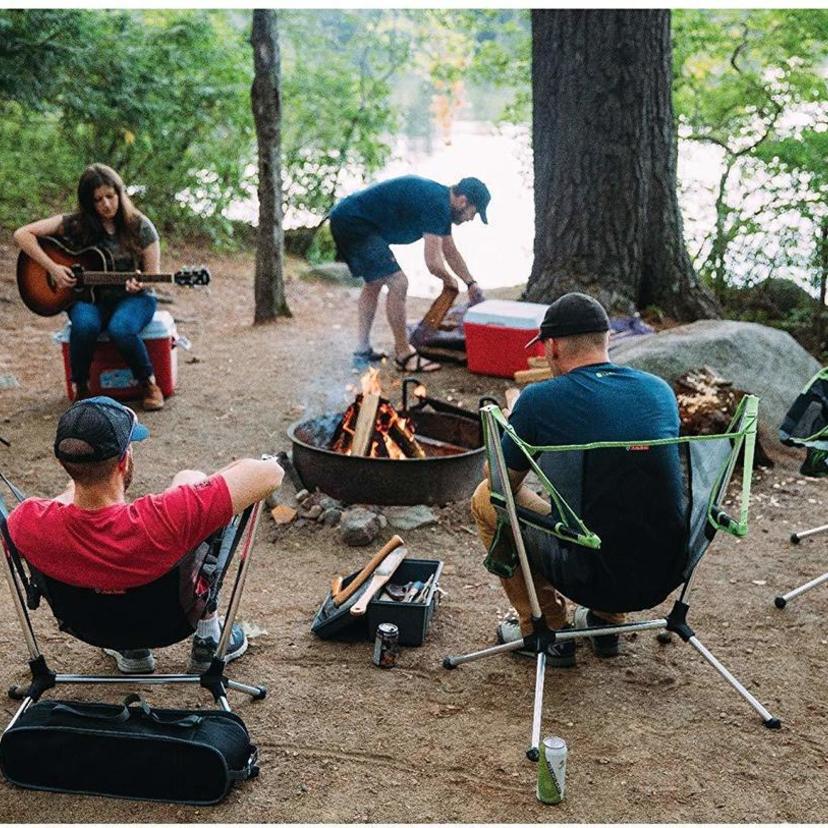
left=64, top=164, right=146, bottom=258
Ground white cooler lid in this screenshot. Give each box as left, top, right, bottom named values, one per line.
left=53, top=310, right=177, bottom=344
left=464, top=299, right=549, bottom=329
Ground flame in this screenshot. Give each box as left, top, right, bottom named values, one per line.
left=360, top=367, right=383, bottom=397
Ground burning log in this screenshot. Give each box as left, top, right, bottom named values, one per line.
left=351, top=393, right=380, bottom=456
left=330, top=368, right=426, bottom=459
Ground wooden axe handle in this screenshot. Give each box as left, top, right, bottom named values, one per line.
left=332, top=534, right=404, bottom=606
left=349, top=546, right=408, bottom=616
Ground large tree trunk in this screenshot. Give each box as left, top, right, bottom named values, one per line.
left=251, top=9, right=291, bottom=322
left=526, top=10, right=720, bottom=321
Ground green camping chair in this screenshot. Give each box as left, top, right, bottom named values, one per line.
left=775, top=368, right=828, bottom=608
left=443, top=396, right=780, bottom=760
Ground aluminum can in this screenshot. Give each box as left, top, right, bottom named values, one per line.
left=536, top=736, right=567, bottom=804
left=372, top=622, right=399, bottom=668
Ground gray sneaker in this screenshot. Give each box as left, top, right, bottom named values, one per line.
left=102, top=648, right=156, bottom=674
left=574, top=606, right=620, bottom=657
left=496, top=616, right=576, bottom=667
left=188, top=623, right=248, bottom=674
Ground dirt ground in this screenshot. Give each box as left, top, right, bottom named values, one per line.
left=0, top=238, right=826, bottom=823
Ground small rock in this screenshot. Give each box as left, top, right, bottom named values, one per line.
left=271, top=504, right=297, bottom=525
left=377, top=514, right=388, bottom=528
left=304, top=504, right=323, bottom=520
left=383, top=505, right=438, bottom=530
left=320, top=508, right=341, bottom=527
left=339, top=507, right=382, bottom=546
left=295, top=489, right=310, bottom=503
left=319, top=496, right=342, bottom=511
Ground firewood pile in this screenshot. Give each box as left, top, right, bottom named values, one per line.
left=674, top=366, right=772, bottom=466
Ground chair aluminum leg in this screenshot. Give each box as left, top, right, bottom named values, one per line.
left=527, top=650, right=547, bottom=761
left=774, top=571, right=828, bottom=608
left=790, top=523, right=828, bottom=544
left=687, top=635, right=780, bottom=728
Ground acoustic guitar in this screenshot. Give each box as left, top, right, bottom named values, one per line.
left=17, top=236, right=211, bottom=317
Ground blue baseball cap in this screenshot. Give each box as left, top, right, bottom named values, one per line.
left=455, top=177, right=491, bottom=224
left=54, top=396, right=149, bottom=463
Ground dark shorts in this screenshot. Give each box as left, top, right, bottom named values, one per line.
left=329, top=215, right=401, bottom=283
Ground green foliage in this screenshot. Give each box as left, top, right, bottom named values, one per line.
left=672, top=9, right=828, bottom=299
left=0, top=9, right=253, bottom=243
left=280, top=10, right=409, bottom=217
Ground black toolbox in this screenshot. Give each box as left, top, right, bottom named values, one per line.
left=311, top=558, right=442, bottom=646
left=367, top=558, right=443, bottom=646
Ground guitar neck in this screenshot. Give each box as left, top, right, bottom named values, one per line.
left=80, top=272, right=175, bottom=286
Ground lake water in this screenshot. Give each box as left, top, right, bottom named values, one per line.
left=233, top=118, right=814, bottom=300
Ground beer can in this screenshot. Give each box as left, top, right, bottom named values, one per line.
left=536, top=736, right=567, bottom=804
left=372, top=622, right=399, bottom=668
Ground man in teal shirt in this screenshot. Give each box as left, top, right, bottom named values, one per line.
left=471, top=293, right=684, bottom=666
left=330, top=175, right=489, bottom=372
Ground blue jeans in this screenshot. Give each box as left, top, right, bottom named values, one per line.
left=67, top=293, right=157, bottom=385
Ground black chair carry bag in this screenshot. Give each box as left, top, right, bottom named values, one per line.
left=0, top=694, right=259, bottom=804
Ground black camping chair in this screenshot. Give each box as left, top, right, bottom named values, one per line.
left=776, top=368, right=828, bottom=608
left=0, top=471, right=266, bottom=726
left=443, top=397, right=780, bottom=761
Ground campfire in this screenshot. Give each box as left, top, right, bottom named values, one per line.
left=330, top=369, right=427, bottom=459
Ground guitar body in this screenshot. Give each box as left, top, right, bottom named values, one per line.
left=17, top=237, right=113, bottom=316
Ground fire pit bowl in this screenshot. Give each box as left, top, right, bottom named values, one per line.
left=287, top=405, right=486, bottom=506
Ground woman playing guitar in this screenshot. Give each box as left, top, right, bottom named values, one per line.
left=14, top=163, right=165, bottom=411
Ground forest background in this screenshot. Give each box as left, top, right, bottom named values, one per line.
left=1, top=8, right=826, bottom=353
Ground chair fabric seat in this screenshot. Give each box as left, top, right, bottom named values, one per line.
left=30, top=540, right=218, bottom=650
left=514, top=443, right=690, bottom=614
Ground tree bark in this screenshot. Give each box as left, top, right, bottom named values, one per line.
left=526, top=10, right=720, bottom=321
left=251, top=9, right=291, bottom=322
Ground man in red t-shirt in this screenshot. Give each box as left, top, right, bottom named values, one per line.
left=7, top=396, right=284, bottom=674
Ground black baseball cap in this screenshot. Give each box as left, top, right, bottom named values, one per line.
left=455, top=177, right=490, bottom=224
left=54, top=396, right=149, bottom=463
left=525, top=292, right=610, bottom=348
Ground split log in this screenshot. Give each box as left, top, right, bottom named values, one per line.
left=351, top=393, right=380, bottom=456
left=514, top=366, right=553, bottom=384
left=410, top=286, right=459, bottom=347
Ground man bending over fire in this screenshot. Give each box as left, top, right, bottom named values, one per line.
left=329, top=175, right=489, bottom=373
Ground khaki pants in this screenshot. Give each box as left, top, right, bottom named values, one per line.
left=470, top=479, right=624, bottom=635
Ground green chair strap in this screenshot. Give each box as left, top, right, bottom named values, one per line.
left=483, top=394, right=758, bottom=544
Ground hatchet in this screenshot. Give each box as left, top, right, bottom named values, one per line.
left=330, top=535, right=404, bottom=607
left=349, top=544, right=409, bottom=616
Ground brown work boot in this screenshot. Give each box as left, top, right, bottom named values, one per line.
left=141, top=379, right=164, bottom=411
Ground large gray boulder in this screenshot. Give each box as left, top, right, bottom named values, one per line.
left=612, top=320, right=820, bottom=430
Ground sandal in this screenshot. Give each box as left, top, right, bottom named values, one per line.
left=394, top=351, right=441, bottom=373
left=352, top=348, right=388, bottom=363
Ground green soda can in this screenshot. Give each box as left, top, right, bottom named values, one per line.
left=536, top=736, right=567, bottom=804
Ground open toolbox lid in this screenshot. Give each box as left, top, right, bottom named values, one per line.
left=464, top=299, right=549, bottom=330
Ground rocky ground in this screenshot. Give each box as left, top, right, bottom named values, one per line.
left=0, top=239, right=826, bottom=822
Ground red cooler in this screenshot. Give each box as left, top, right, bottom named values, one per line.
left=54, top=310, right=179, bottom=402
left=464, top=299, right=549, bottom=377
